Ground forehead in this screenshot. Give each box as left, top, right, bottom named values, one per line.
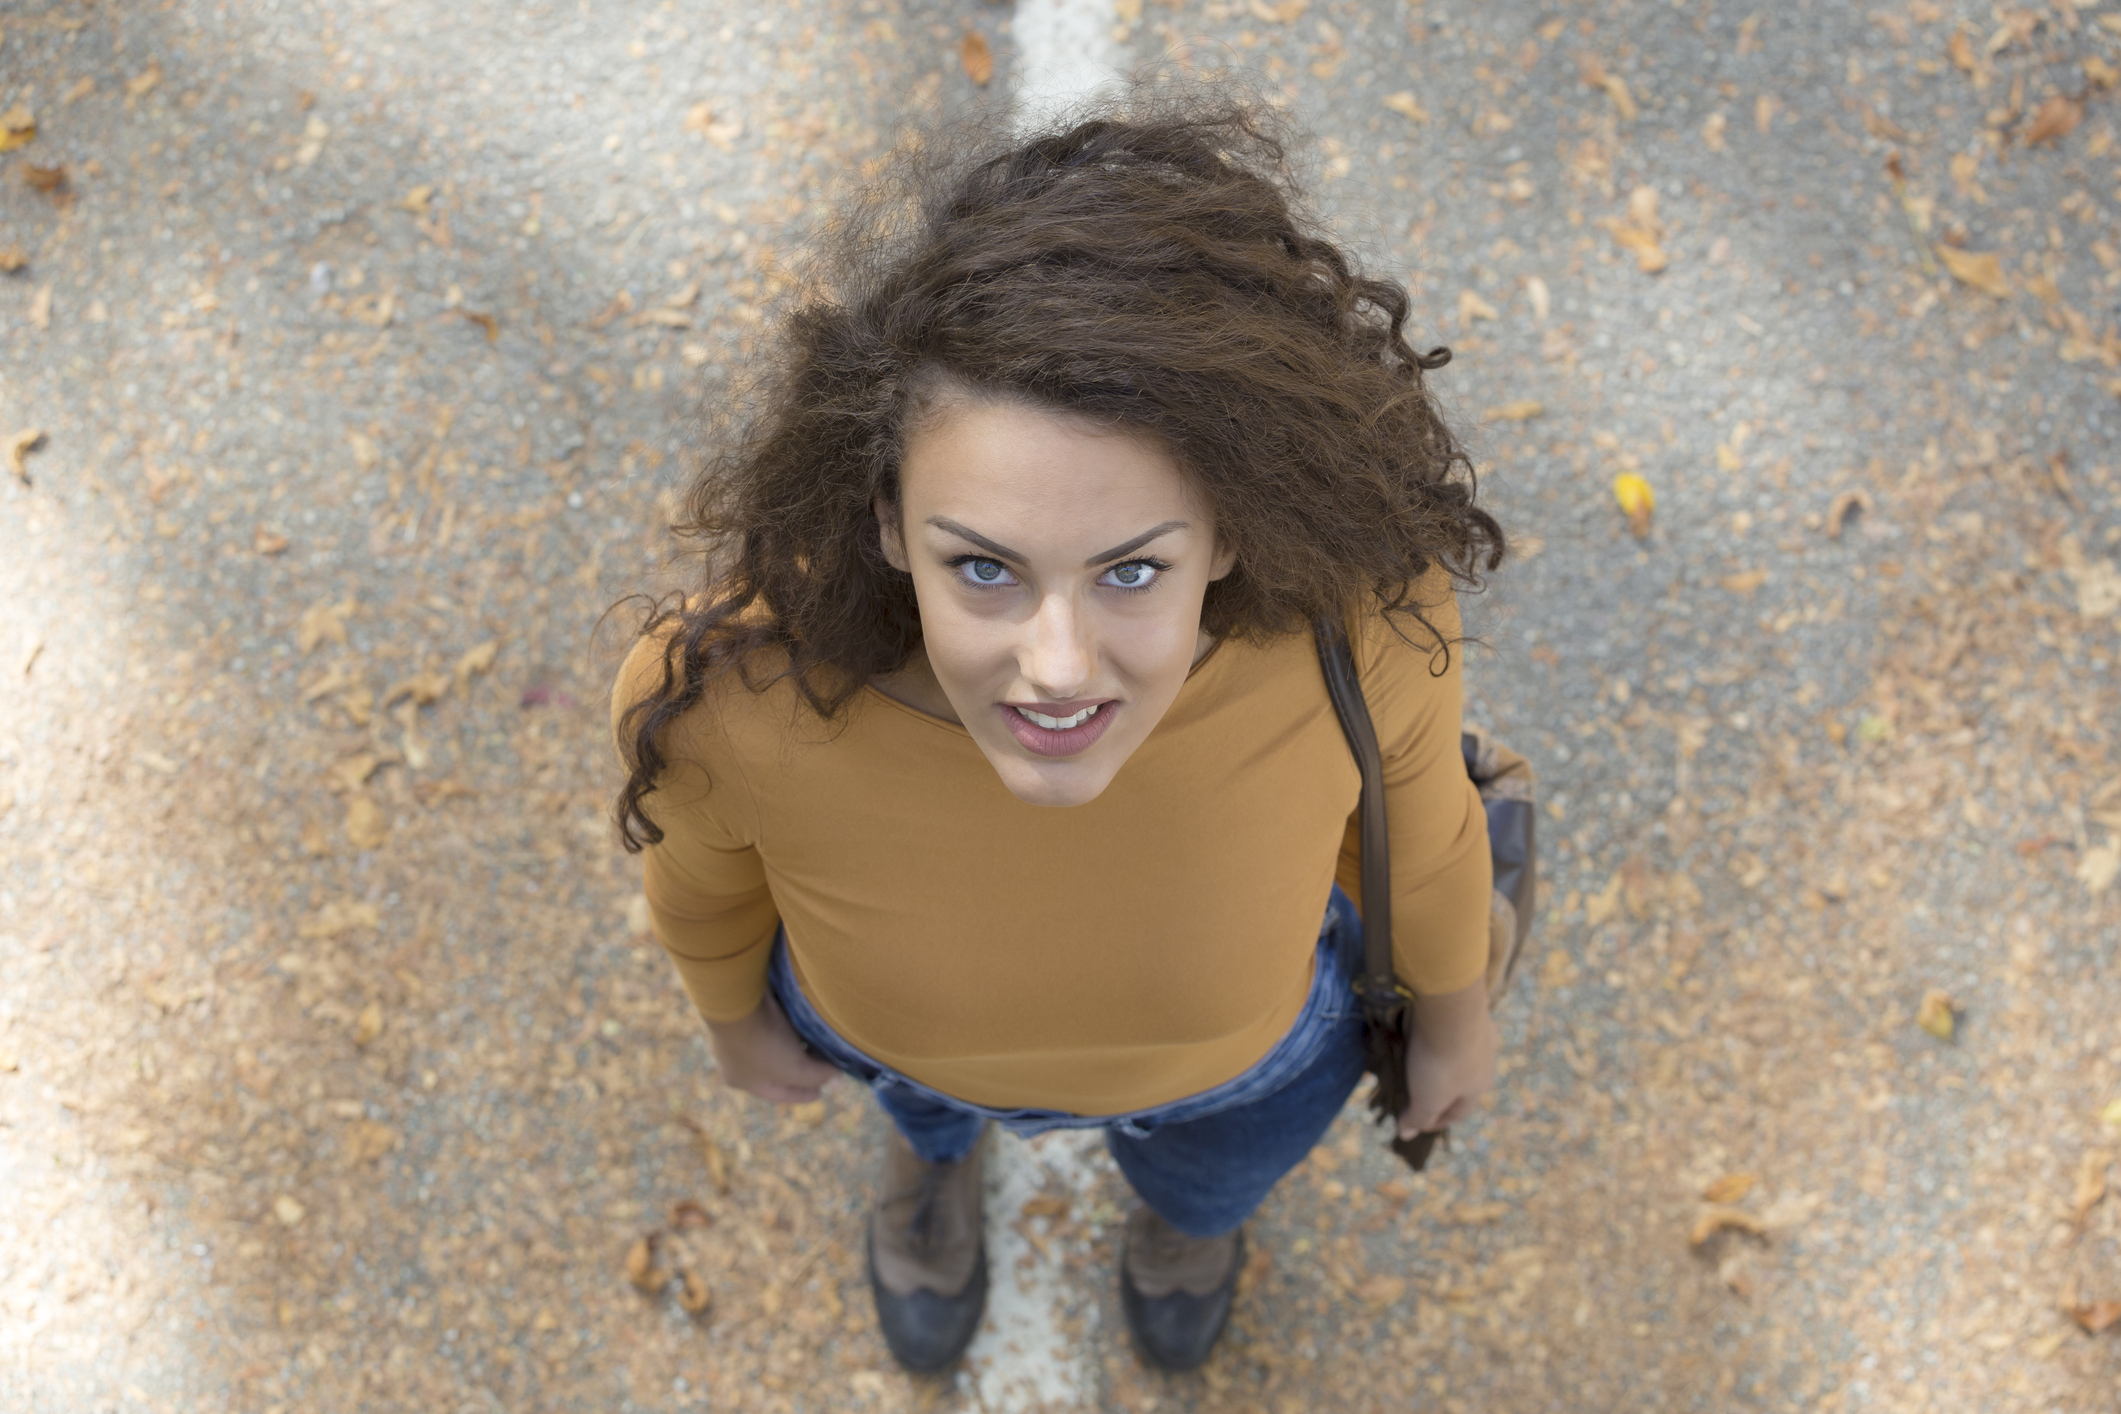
left=899, top=401, right=1201, bottom=528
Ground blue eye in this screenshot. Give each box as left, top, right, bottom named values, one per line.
left=952, top=557, right=1017, bottom=588
left=1101, top=560, right=1168, bottom=592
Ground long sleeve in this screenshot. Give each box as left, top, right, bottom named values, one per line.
left=610, top=633, right=782, bottom=1024
left=1333, top=584, right=1494, bottom=995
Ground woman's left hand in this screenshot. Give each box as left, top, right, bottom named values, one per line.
left=1397, top=981, right=1498, bottom=1138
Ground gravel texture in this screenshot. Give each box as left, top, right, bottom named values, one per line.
left=2, top=1, right=2118, bottom=1411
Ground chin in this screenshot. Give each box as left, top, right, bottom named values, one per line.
left=987, top=755, right=1124, bottom=808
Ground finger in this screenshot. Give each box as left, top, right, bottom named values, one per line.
left=1396, top=1104, right=1444, bottom=1139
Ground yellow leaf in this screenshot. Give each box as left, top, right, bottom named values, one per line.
left=7, top=428, right=46, bottom=484
left=1612, top=473, right=1655, bottom=538
left=0, top=104, right=34, bottom=153
left=1937, top=245, right=2009, bottom=297
left=1382, top=91, right=1429, bottom=125
left=2101, top=1097, right=2121, bottom=1128
left=1916, top=988, right=1956, bottom=1040
left=352, top=999, right=384, bottom=1046
left=1482, top=400, right=1544, bottom=422
left=1703, top=1173, right=1758, bottom=1204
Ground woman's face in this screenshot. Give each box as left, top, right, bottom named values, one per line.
left=879, top=400, right=1236, bottom=808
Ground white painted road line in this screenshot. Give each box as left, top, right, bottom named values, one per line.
left=1009, top=0, right=1125, bottom=136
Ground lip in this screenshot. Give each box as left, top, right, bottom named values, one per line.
left=996, top=699, right=1120, bottom=758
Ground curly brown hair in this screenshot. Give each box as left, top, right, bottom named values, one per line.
left=613, top=78, right=1505, bottom=851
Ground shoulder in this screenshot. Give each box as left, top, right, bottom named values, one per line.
left=1348, top=565, right=1461, bottom=684
left=608, top=607, right=807, bottom=764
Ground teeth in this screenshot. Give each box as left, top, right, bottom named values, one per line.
left=1015, top=703, right=1101, bottom=731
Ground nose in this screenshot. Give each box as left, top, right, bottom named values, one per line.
left=1020, top=590, right=1094, bottom=699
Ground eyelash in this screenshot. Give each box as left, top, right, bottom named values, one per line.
left=945, top=556, right=1173, bottom=594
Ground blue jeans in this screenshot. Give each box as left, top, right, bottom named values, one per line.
left=766, top=884, right=1371, bottom=1237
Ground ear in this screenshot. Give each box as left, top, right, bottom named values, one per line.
left=1207, top=535, right=1238, bottom=583
left=875, top=496, right=910, bottom=573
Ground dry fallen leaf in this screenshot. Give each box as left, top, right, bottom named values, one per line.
left=23, top=163, right=67, bottom=195
left=253, top=525, right=290, bottom=555
left=1482, top=400, right=1544, bottom=422
left=0, top=246, right=26, bottom=272
left=295, top=598, right=354, bottom=653
left=2077, top=843, right=2120, bottom=895
left=457, top=308, right=498, bottom=342
left=677, top=1268, right=712, bottom=1315
left=454, top=638, right=500, bottom=693
left=625, top=1235, right=669, bottom=1292
left=2101, top=1097, right=2121, bottom=1128
left=1916, top=988, right=1957, bottom=1041
left=1382, top=91, right=1430, bottom=125
left=1612, top=472, right=1655, bottom=538
left=1601, top=186, right=1669, bottom=272
left=1689, top=1206, right=1767, bottom=1245
left=1716, top=1247, right=1755, bottom=1297
left=625, top=893, right=653, bottom=937
left=27, top=283, right=51, bottom=329
left=0, top=104, right=33, bottom=153
left=346, top=795, right=389, bottom=851
left=352, top=998, right=384, bottom=1046
left=6, top=428, right=45, bottom=484
left=1721, top=569, right=1769, bottom=595
left=1937, top=245, right=2009, bottom=297
left=1947, top=30, right=1976, bottom=72
left=1580, top=57, right=1636, bottom=121
left=1355, top=1274, right=1407, bottom=1307
left=1458, top=289, right=1499, bottom=325
left=1826, top=489, right=1872, bottom=538
left=1702, top=1173, right=1759, bottom=1204
left=383, top=671, right=450, bottom=708
left=273, top=1195, right=306, bottom=1227
left=2073, top=1301, right=2121, bottom=1334
left=960, top=30, right=993, bottom=85
left=125, top=62, right=163, bottom=99
left=2022, top=94, right=2082, bottom=147
left=347, top=1120, right=398, bottom=1165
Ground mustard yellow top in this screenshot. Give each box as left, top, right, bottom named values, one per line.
left=611, top=590, right=1491, bottom=1115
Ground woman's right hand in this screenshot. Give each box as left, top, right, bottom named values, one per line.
left=705, top=990, right=842, bottom=1103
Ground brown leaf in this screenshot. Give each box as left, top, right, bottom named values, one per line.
left=1688, top=1206, right=1767, bottom=1245
left=346, top=795, right=389, bottom=851
left=1916, top=989, right=1957, bottom=1041
left=6, top=428, right=45, bottom=484
left=2071, top=1150, right=2110, bottom=1232
left=1702, top=1172, right=1759, bottom=1204
left=676, top=1267, right=712, bottom=1315
left=325, top=752, right=389, bottom=792
left=1826, top=490, right=1872, bottom=538
left=382, top=672, right=450, bottom=708
left=671, top=1200, right=713, bottom=1229
left=347, top=1120, right=398, bottom=1165
left=456, top=308, right=498, bottom=342
left=24, top=164, right=67, bottom=195
left=454, top=639, right=500, bottom=693
left=253, top=525, right=290, bottom=555
left=959, top=30, right=994, bottom=86
left=2073, top=1300, right=2121, bottom=1333
left=295, top=598, right=354, bottom=654
left=1354, top=1274, right=1407, bottom=1307
left=125, top=63, right=163, bottom=99
left=0, top=246, right=26, bottom=272
left=1937, top=246, right=2010, bottom=297
left=1947, top=30, right=1976, bottom=72
left=2022, top=94, right=2083, bottom=147
left=624, top=1235, right=669, bottom=1292
left=1721, top=569, right=1769, bottom=595
left=352, top=998, right=384, bottom=1046
left=1458, top=289, right=1500, bottom=325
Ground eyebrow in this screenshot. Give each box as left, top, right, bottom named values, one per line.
left=925, top=517, right=1190, bottom=568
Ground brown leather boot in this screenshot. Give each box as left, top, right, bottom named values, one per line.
left=867, top=1125, right=988, bottom=1372
left=1118, top=1205, right=1245, bottom=1370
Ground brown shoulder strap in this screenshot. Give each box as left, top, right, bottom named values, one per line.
left=1312, top=613, right=1400, bottom=1010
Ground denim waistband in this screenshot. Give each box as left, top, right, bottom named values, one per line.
left=765, top=884, right=1362, bottom=1141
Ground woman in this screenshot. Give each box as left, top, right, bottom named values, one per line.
left=610, top=90, right=1506, bottom=1374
